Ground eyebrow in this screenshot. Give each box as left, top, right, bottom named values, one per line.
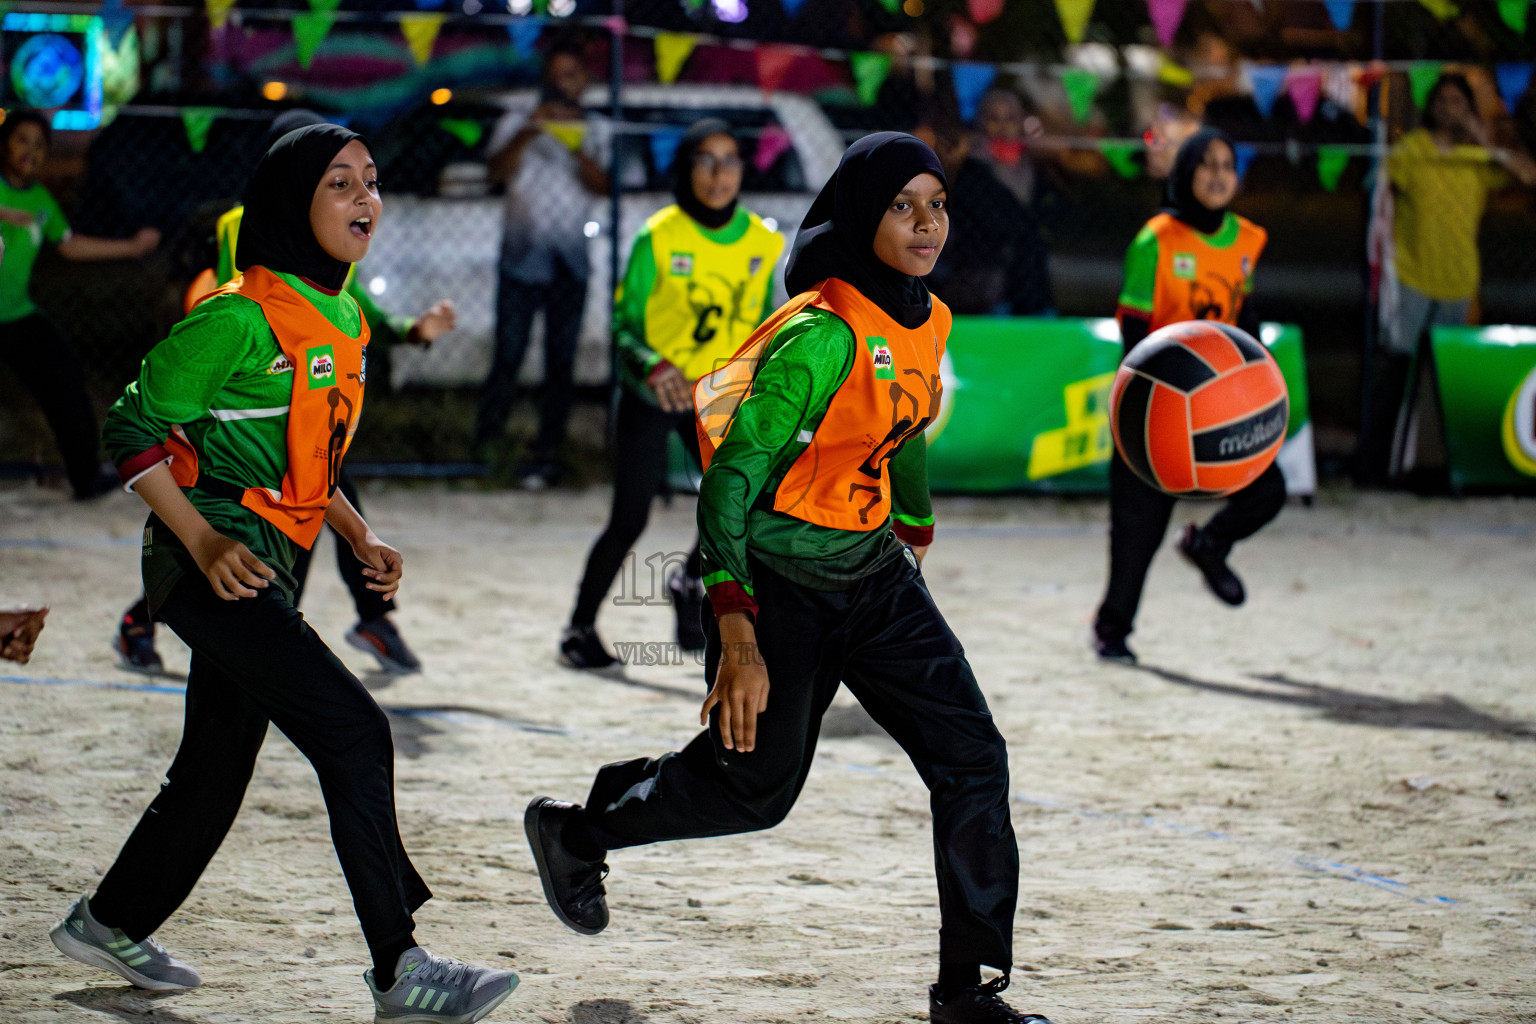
left=894, top=188, right=948, bottom=198
left=326, top=160, right=377, bottom=171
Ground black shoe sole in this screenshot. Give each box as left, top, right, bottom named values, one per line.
left=1176, top=537, right=1245, bottom=607
left=523, top=797, right=607, bottom=936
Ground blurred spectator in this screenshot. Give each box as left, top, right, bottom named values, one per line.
left=0, top=110, right=159, bottom=499
left=477, top=39, right=612, bottom=489
left=1377, top=73, right=1536, bottom=480
left=922, top=122, right=1054, bottom=316
left=974, top=88, right=1043, bottom=207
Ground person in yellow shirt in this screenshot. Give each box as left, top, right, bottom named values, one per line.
left=1381, top=73, right=1536, bottom=478
left=560, top=120, right=782, bottom=668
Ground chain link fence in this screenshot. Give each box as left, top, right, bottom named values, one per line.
left=2, top=0, right=1533, bottom=485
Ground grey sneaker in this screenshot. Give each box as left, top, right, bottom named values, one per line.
left=49, top=896, right=201, bottom=991
left=365, top=947, right=518, bottom=1024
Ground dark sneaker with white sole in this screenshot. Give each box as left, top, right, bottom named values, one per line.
left=347, top=617, right=423, bottom=674
left=524, top=796, right=609, bottom=935
left=929, top=981, right=1054, bottom=1024
left=114, top=614, right=165, bottom=675
left=1176, top=524, right=1245, bottom=606
left=50, top=896, right=201, bottom=991
left=365, top=946, right=518, bottom=1024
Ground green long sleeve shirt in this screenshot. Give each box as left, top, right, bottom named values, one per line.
left=697, top=307, right=933, bottom=618
left=102, top=271, right=363, bottom=612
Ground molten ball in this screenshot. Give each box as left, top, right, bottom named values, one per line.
left=1110, top=321, right=1288, bottom=498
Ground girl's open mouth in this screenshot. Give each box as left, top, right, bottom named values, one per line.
left=350, top=216, right=373, bottom=240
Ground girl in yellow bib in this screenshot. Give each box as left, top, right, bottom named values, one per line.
left=50, top=125, right=515, bottom=1024
left=526, top=133, right=1054, bottom=1024
left=561, top=120, right=782, bottom=667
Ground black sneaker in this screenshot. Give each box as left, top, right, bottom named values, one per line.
left=114, top=613, right=164, bottom=675
left=559, top=625, right=615, bottom=670
left=523, top=797, right=609, bottom=935
left=1092, top=632, right=1136, bottom=664
left=930, top=981, right=1054, bottom=1024
left=667, top=570, right=706, bottom=653
left=346, top=617, right=423, bottom=674
left=1176, top=524, right=1245, bottom=606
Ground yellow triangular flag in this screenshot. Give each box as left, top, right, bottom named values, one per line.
left=544, top=121, right=587, bottom=152
left=206, top=0, right=236, bottom=30
left=654, top=31, right=698, bottom=85
left=1416, top=0, right=1458, bottom=20
left=400, top=13, right=445, bottom=67
left=1054, top=0, right=1095, bottom=44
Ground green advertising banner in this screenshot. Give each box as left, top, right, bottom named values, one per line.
left=1431, top=325, right=1536, bottom=493
left=924, top=317, right=1314, bottom=495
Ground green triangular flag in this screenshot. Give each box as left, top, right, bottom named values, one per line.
left=850, top=51, right=893, bottom=107
left=1407, top=61, right=1442, bottom=108
left=438, top=118, right=483, bottom=148
left=307, top=0, right=339, bottom=11
left=181, top=107, right=221, bottom=153
left=1316, top=146, right=1349, bottom=191
left=1098, top=140, right=1140, bottom=178
left=1497, top=0, right=1527, bottom=33
left=877, top=0, right=902, bottom=11
left=1061, top=67, right=1098, bottom=123
left=293, top=11, right=335, bottom=69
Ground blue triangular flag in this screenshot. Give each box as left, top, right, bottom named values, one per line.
left=952, top=62, right=998, bottom=124
left=102, top=6, right=134, bottom=47
left=414, top=0, right=447, bottom=7
left=507, top=19, right=543, bottom=58
left=1247, top=64, right=1286, bottom=119
left=650, top=129, right=684, bottom=175
left=781, top=0, right=810, bottom=15
left=1496, top=63, right=1533, bottom=112
left=1323, top=0, right=1354, bottom=31
left=1233, top=142, right=1257, bottom=180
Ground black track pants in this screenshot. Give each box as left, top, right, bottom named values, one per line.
left=89, top=575, right=430, bottom=960
left=584, top=552, right=1019, bottom=970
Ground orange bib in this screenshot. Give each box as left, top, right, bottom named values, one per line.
left=696, top=277, right=949, bottom=532
left=1145, top=212, right=1267, bottom=329
left=166, top=266, right=368, bottom=549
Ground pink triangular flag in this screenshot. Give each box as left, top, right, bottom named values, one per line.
left=967, top=0, right=1005, bottom=24
left=754, top=125, right=792, bottom=173
left=754, top=44, right=798, bottom=93
left=1147, top=0, right=1187, bottom=47
left=1286, top=69, right=1322, bottom=122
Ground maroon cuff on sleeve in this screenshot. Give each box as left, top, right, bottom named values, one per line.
left=705, top=580, right=758, bottom=621
left=893, top=520, right=934, bottom=546
left=117, top=444, right=172, bottom=485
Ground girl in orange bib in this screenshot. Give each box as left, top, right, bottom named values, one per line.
left=51, top=125, right=515, bottom=1023
left=525, top=133, right=1053, bottom=1024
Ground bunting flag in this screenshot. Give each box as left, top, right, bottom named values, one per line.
left=781, top=0, right=811, bottom=16
left=438, top=118, right=484, bottom=148
left=1316, top=146, right=1349, bottom=191
left=654, top=32, right=698, bottom=85
left=1098, top=140, right=1141, bottom=178
left=1416, top=0, right=1459, bottom=20
left=1246, top=63, right=1286, bottom=118
left=1287, top=70, right=1322, bottom=122
left=400, top=13, right=445, bottom=67
left=968, top=0, right=1005, bottom=23
left=206, top=0, right=237, bottom=30
left=1498, top=0, right=1528, bottom=33
left=544, top=121, right=587, bottom=152
left=1407, top=62, right=1442, bottom=108
left=180, top=107, right=220, bottom=154
left=650, top=129, right=684, bottom=174
left=1061, top=67, right=1098, bottom=123
left=507, top=19, right=543, bottom=58
left=850, top=51, right=893, bottom=107
left=1496, top=62, right=1533, bottom=111
left=414, top=0, right=447, bottom=7
left=292, top=11, right=336, bottom=69
left=307, top=0, right=339, bottom=11
left=876, top=0, right=901, bottom=11
left=1054, top=0, right=1095, bottom=44
left=102, top=3, right=135, bottom=47
left=754, top=44, right=798, bottom=93
left=953, top=62, right=998, bottom=122
left=755, top=124, right=792, bottom=173
left=1233, top=141, right=1257, bottom=180
left=1147, top=0, right=1187, bottom=47
left=1157, top=57, right=1194, bottom=87
left=1323, top=0, right=1353, bottom=31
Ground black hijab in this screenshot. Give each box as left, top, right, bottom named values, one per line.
left=672, top=118, right=738, bottom=231
left=785, top=132, right=947, bottom=330
left=1162, top=127, right=1234, bottom=236
left=238, top=123, right=366, bottom=293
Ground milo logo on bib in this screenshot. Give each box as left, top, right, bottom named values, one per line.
left=866, top=336, right=895, bottom=380
left=307, top=345, right=336, bottom=390
left=1501, top=363, right=1536, bottom=476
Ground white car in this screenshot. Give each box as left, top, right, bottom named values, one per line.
left=362, top=84, right=845, bottom=389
